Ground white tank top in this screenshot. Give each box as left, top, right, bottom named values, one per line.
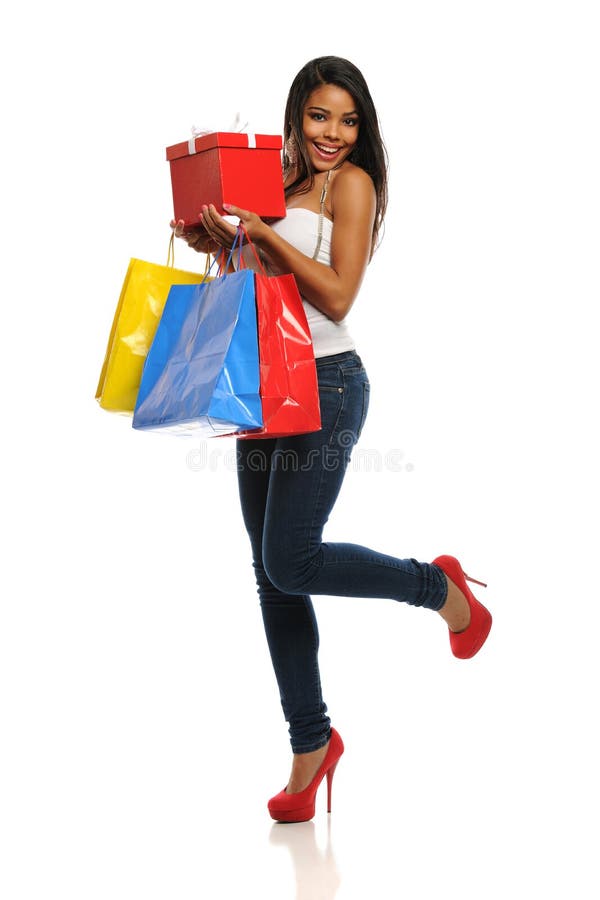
left=268, top=208, right=356, bottom=359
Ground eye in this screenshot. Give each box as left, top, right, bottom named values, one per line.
left=309, top=113, right=326, bottom=121
left=343, top=118, right=359, bottom=127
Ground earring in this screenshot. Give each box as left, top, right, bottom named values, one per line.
left=285, top=134, right=298, bottom=167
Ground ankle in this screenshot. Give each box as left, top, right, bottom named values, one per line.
left=286, top=741, right=330, bottom=794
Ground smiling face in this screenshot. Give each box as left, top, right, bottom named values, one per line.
left=301, top=83, right=360, bottom=172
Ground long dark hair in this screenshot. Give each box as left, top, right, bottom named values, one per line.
left=283, top=56, right=388, bottom=254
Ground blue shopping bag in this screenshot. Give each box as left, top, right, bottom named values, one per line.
left=132, top=267, right=263, bottom=435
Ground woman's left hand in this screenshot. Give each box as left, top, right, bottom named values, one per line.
left=200, top=203, right=268, bottom=247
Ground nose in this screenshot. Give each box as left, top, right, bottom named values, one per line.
left=323, top=119, right=340, bottom=141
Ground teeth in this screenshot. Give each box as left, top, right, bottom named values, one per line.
left=315, top=143, right=339, bottom=154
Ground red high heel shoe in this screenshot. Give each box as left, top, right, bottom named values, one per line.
left=268, top=728, right=344, bottom=823
left=432, top=555, right=492, bottom=659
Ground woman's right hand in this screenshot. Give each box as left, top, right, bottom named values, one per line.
left=170, top=219, right=220, bottom=254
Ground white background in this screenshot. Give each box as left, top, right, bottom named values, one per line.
left=1, top=1, right=598, bottom=898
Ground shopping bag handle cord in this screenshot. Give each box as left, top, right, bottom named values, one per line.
left=167, top=231, right=175, bottom=267
left=167, top=230, right=215, bottom=282
left=238, top=224, right=267, bottom=276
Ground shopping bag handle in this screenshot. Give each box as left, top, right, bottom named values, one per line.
left=236, top=224, right=268, bottom=276
left=165, top=226, right=247, bottom=281
left=167, top=231, right=213, bottom=280
left=218, top=226, right=246, bottom=276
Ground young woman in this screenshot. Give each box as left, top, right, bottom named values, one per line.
left=173, top=56, right=492, bottom=823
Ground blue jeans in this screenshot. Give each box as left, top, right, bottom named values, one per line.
left=236, top=350, right=447, bottom=753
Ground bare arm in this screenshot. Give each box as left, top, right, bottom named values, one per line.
left=200, top=166, right=376, bottom=323
left=255, top=167, right=376, bottom=322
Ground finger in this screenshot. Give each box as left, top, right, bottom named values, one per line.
left=202, top=205, right=238, bottom=243
left=204, top=203, right=236, bottom=227
left=199, top=207, right=218, bottom=236
left=222, top=203, right=248, bottom=219
left=202, top=204, right=225, bottom=228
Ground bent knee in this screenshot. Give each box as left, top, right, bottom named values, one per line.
left=263, top=548, right=320, bottom=595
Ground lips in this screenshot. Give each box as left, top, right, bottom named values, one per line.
left=312, top=141, right=343, bottom=161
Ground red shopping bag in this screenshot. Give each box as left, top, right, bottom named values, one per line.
left=235, top=228, right=321, bottom=439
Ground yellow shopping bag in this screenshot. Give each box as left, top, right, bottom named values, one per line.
left=96, top=235, right=212, bottom=413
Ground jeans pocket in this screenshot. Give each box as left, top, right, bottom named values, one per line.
left=318, top=383, right=345, bottom=445
left=317, top=363, right=343, bottom=393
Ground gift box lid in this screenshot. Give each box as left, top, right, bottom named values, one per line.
left=166, top=132, right=283, bottom=161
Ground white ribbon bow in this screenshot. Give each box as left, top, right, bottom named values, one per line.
left=188, top=112, right=256, bottom=154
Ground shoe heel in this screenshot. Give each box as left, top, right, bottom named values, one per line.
left=326, top=761, right=339, bottom=813
left=463, top=571, right=487, bottom=588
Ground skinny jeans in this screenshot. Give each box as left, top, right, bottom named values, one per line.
left=236, top=350, right=447, bottom=753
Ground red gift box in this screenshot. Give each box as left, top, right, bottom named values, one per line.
left=166, top=132, right=286, bottom=229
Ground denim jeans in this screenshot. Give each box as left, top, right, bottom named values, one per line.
left=236, top=350, right=447, bottom=753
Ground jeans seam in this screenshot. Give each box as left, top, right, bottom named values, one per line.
left=301, top=595, right=322, bottom=720
left=357, top=381, right=370, bottom=440
left=299, top=407, right=342, bottom=592
left=326, top=365, right=346, bottom=446
left=301, top=459, right=330, bottom=594
left=298, top=367, right=357, bottom=593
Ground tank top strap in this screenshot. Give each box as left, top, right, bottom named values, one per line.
left=312, top=169, right=332, bottom=261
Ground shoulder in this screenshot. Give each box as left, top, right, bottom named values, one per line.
left=330, top=163, right=376, bottom=225
left=330, top=163, right=376, bottom=213
left=331, top=163, right=375, bottom=198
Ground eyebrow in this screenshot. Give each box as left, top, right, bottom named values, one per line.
left=306, top=105, right=360, bottom=116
